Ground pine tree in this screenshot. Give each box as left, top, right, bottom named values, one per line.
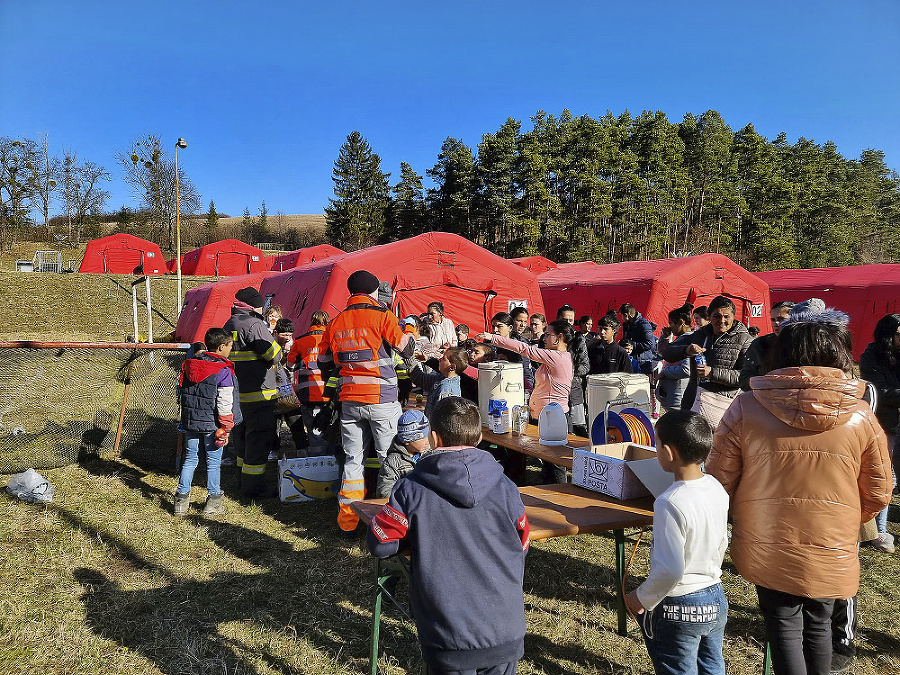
left=241, top=206, right=255, bottom=236
left=384, top=162, right=426, bottom=243
left=426, top=137, right=477, bottom=241
left=205, top=200, right=219, bottom=229
left=251, top=200, right=269, bottom=243
left=325, top=131, right=391, bottom=251
left=475, top=118, right=520, bottom=256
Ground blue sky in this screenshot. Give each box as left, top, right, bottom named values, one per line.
left=1, top=1, right=898, bottom=218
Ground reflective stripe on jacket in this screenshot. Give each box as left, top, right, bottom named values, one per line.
left=320, top=294, right=414, bottom=405
left=287, top=325, right=331, bottom=403
left=223, top=306, right=282, bottom=403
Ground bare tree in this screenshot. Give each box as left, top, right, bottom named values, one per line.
left=62, top=150, right=110, bottom=244
left=31, top=134, right=61, bottom=235
left=117, top=134, right=200, bottom=250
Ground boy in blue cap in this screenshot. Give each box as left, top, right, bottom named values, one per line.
left=375, top=409, right=429, bottom=498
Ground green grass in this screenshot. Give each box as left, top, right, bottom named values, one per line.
left=1, top=456, right=898, bottom=675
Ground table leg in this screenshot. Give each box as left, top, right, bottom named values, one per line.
left=370, top=558, right=385, bottom=675
left=615, top=528, right=627, bottom=636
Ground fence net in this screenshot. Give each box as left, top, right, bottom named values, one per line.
left=0, top=342, right=188, bottom=474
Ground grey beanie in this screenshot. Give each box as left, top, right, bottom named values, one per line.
left=782, top=297, right=849, bottom=326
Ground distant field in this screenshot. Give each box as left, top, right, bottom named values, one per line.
left=203, top=214, right=326, bottom=231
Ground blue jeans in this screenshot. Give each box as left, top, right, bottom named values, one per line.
left=876, top=434, right=896, bottom=533
left=639, top=583, right=727, bottom=675
left=177, top=431, right=223, bottom=496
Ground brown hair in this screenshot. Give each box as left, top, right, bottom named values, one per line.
left=429, top=397, right=482, bottom=447
left=310, top=310, right=330, bottom=327
left=767, top=322, right=854, bottom=374
left=443, top=346, right=469, bottom=374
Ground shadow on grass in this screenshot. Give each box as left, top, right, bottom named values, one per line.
left=67, top=455, right=423, bottom=674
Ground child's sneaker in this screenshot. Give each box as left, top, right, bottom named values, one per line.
left=202, top=494, right=226, bottom=517
left=174, top=492, right=191, bottom=517
left=871, top=532, right=895, bottom=553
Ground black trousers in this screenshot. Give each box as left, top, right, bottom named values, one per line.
left=831, top=596, right=856, bottom=657
left=756, top=585, right=835, bottom=675
left=232, top=400, right=276, bottom=497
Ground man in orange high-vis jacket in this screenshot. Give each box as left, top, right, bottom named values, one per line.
left=287, top=310, right=333, bottom=456
left=319, top=270, right=415, bottom=531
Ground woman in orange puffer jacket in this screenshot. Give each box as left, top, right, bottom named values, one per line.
left=707, top=318, right=892, bottom=675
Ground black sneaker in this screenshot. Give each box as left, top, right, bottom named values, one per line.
left=831, top=651, right=854, bottom=675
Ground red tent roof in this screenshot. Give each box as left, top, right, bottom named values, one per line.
left=179, top=239, right=268, bottom=276
left=259, top=232, right=545, bottom=335
left=174, top=271, right=277, bottom=343
left=755, top=264, right=900, bottom=359
left=508, top=255, right=558, bottom=276
left=540, top=253, right=771, bottom=335
left=269, top=244, right=345, bottom=271
left=78, top=234, right=166, bottom=275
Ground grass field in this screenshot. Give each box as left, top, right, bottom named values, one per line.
left=0, top=454, right=898, bottom=675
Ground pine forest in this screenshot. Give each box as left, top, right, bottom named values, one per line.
left=325, top=109, right=900, bottom=271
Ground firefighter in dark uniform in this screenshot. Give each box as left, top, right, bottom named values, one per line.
left=223, top=287, right=282, bottom=499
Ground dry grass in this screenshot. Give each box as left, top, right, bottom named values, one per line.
left=0, top=455, right=898, bottom=675
left=0, top=269, right=213, bottom=342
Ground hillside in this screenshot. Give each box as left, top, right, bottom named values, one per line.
left=0, top=269, right=217, bottom=341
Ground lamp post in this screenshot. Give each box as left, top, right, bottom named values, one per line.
left=174, top=138, right=187, bottom=316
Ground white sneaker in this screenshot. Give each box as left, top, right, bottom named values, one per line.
left=872, top=532, right=895, bottom=553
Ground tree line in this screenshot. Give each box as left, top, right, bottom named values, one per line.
left=325, top=111, right=900, bottom=270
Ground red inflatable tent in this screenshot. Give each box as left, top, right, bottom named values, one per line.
left=269, top=244, right=345, bottom=271
left=508, top=255, right=558, bottom=276
left=179, top=240, right=268, bottom=276
left=539, top=253, right=771, bottom=335
left=755, top=264, right=900, bottom=360
left=79, top=234, right=166, bottom=275
left=258, top=232, right=545, bottom=335
left=174, top=271, right=276, bottom=343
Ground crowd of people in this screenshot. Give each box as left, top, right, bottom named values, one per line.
left=172, top=268, right=897, bottom=675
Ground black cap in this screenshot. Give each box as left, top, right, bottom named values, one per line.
left=347, top=270, right=379, bottom=295
left=235, top=287, right=264, bottom=309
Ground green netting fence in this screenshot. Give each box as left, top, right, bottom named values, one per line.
left=0, top=342, right=189, bottom=474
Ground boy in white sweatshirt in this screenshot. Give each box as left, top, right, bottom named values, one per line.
left=625, top=410, right=730, bottom=675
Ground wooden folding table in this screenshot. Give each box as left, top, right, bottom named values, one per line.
left=353, top=483, right=653, bottom=675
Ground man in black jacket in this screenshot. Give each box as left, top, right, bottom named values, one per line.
left=619, top=303, right=656, bottom=374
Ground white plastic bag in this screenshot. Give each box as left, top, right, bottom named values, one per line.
left=6, top=468, right=54, bottom=503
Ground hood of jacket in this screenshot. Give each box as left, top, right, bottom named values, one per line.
left=751, top=366, right=866, bottom=432
left=182, top=352, right=233, bottom=384
left=412, top=446, right=508, bottom=509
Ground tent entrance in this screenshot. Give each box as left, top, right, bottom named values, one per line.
left=103, top=247, right=144, bottom=274
left=392, top=283, right=499, bottom=334
left=215, top=252, right=251, bottom=276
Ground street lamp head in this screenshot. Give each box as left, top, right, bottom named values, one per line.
left=176, top=138, right=187, bottom=149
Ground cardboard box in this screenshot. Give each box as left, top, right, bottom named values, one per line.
left=278, top=456, right=341, bottom=503
left=572, top=443, right=673, bottom=501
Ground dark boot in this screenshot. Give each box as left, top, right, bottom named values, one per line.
left=202, top=493, right=226, bottom=517
left=173, top=492, right=191, bottom=517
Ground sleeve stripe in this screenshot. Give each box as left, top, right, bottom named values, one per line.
left=518, top=512, right=531, bottom=552
left=371, top=504, right=409, bottom=543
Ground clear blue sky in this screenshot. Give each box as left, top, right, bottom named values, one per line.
left=2, top=1, right=898, bottom=218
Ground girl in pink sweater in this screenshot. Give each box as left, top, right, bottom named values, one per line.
left=476, top=319, right=573, bottom=420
